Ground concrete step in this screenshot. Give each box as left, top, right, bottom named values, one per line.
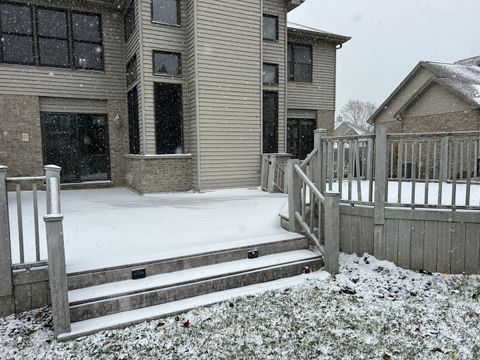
left=68, top=250, right=322, bottom=323
left=67, top=234, right=308, bottom=290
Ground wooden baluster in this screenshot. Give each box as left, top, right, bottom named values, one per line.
left=328, top=140, right=334, bottom=191
left=424, top=139, right=431, bottom=205
left=466, top=140, right=471, bottom=206
left=411, top=142, right=417, bottom=207
left=452, top=140, right=458, bottom=207
left=367, top=138, right=374, bottom=202
left=355, top=139, right=362, bottom=201
left=15, top=184, right=24, bottom=264
left=397, top=140, right=403, bottom=203
left=338, top=141, right=344, bottom=199
left=33, top=182, right=40, bottom=262
left=348, top=140, right=353, bottom=200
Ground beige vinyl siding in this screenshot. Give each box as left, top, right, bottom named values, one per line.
left=287, top=109, right=317, bottom=119
left=375, top=68, right=433, bottom=125
left=39, top=97, right=108, bottom=113
left=139, top=0, right=187, bottom=155
left=263, top=0, right=287, bottom=152
left=124, top=0, right=144, bottom=153
left=0, top=0, right=125, bottom=101
left=404, top=83, right=472, bottom=117
left=195, top=0, right=262, bottom=190
left=186, top=0, right=199, bottom=189
left=287, top=34, right=337, bottom=111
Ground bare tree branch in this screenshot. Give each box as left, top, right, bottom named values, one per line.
left=339, top=100, right=377, bottom=131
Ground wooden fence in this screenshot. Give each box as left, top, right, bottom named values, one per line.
left=315, top=127, right=480, bottom=274
left=0, top=165, right=70, bottom=336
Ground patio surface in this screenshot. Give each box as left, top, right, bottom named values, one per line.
left=8, top=188, right=294, bottom=273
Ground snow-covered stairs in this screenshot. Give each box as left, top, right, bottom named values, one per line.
left=60, top=236, right=322, bottom=340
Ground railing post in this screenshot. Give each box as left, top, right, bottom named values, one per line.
left=43, top=165, right=70, bottom=336
left=439, top=136, right=449, bottom=183
left=260, top=155, right=269, bottom=191
left=0, top=166, right=14, bottom=313
left=287, top=159, right=301, bottom=232
left=44, top=214, right=71, bottom=336
left=314, top=129, right=327, bottom=192
left=267, top=154, right=277, bottom=193
left=324, top=191, right=340, bottom=274
left=44, top=165, right=61, bottom=214
left=373, top=126, right=387, bottom=260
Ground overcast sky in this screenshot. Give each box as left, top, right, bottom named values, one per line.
left=288, top=0, right=480, bottom=114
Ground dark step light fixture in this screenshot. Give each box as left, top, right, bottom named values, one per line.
left=132, top=268, right=147, bottom=280
left=248, top=250, right=259, bottom=259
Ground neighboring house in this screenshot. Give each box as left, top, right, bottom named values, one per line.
left=369, top=56, right=480, bottom=133
left=334, top=121, right=367, bottom=137
left=0, top=0, right=349, bottom=193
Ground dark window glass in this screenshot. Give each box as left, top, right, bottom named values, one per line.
left=263, top=91, right=278, bottom=153
left=128, top=87, right=140, bottom=154
left=37, top=8, right=69, bottom=67
left=287, top=118, right=316, bottom=159
left=154, top=83, right=183, bottom=154
left=153, top=51, right=181, bottom=76
left=152, top=0, right=179, bottom=25
left=126, top=55, right=138, bottom=86
left=263, top=15, right=278, bottom=41
left=72, top=12, right=103, bottom=70
left=0, top=4, right=34, bottom=65
left=42, top=113, right=111, bottom=183
left=263, top=63, right=278, bottom=85
left=288, top=43, right=312, bottom=82
left=124, top=0, right=135, bottom=42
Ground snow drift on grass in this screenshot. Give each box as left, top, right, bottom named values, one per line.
left=1, top=254, right=479, bottom=359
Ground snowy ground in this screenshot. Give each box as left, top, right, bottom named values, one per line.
left=1, top=253, right=479, bottom=359
left=8, top=188, right=292, bottom=272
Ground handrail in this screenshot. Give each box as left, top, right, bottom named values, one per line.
left=387, top=130, right=480, bottom=139
left=293, top=164, right=325, bottom=202
left=323, top=133, right=375, bottom=141
left=6, top=176, right=46, bottom=183
left=299, top=148, right=317, bottom=170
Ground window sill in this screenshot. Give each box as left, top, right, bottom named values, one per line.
left=0, top=62, right=106, bottom=74
left=263, top=38, right=279, bottom=43
left=125, top=154, right=192, bottom=160
left=151, top=20, right=182, bottom=28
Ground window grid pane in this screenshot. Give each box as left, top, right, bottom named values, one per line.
left=37, top=8, right=69, bottom=68
left=263, top=15, right=277, bottom=41
left=263, top=63, right=278, bottom=85
left=153, top=51, right=181, bottom=76
left=152, top=0, right=179, bottom=25
left=71, top=12, right=103, bottom=70
left=0, top=4, right=34, bottom=65
left=288, top=43, right=312, bottom=83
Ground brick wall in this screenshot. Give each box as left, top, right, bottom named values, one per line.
left=125, top=155, right=192, bottom=193
left=317, top=109, right=335, bottom=135
left=107, top=99, right=129, bottom=186
left=0, top=95, right=43, bottom=177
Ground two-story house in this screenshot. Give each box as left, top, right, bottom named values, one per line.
left=0, top=0, right=349, bottom=193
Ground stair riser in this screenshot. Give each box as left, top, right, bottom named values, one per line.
left=70, top=258, right=322, bottom=322
left=68, top=238, right=308, bottom=290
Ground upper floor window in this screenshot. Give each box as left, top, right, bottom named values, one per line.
left=288, top=43, right=312, bottom=83
left=124, top=0, right=136, bottom=42
left=153, top=51, right=181, bottom=76
left=37, top=8, right=69, bottom=68
left=263, top=14, right=278, bottom=41
left=0, top=3, right=103, bottom=71
left=152, top=0, right=179, bottom=25
left=263, top=63, right=278, bottom=85
left=126, top=55, right=138, bottom=87
left=72, top=12, right=103, bottom=70
left=0, top=3, right=34, bottom=65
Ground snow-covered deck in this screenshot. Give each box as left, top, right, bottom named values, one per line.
left=8, top=188, right=294, bottom=273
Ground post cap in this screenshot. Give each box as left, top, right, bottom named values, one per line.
left=325, top=191, right=341, bottom=197
left=43, top=214, right=64, bottom=222
left=44, top=165, right=62, bottom=172
left=314, top=129, right=327, bottom=134
left=0, top=165, right=7, bottom=171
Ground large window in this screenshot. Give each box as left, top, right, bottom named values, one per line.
left=288, top=43, right=312, bottom=82
left=152, top=0, right=179, bottom=25
left=0, top=3, right=34, bottom=65
left=263, top=14, right=278, bottom=41
left=128, top=87, right=140, bottom=154
left=124, top=0, right=135, bottom=42
left=263, top=91, right=278, bottom=154
left=154, top=83, right=183, bottom=154
left=72, top=12, right=103, bottom=70
left=0, top=3, right=103, bottom=70
left=153, top=51, right=181, bottom=76
left=263, top=63, right=278, bottom=85
left=37, top=7, right=69, bottom=68
left=126, top=55, right=138, bottom=87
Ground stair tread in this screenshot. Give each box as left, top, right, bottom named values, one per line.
left=69, top=250, right=319, bottom=304
left=60, top=271, right=328, bottom=341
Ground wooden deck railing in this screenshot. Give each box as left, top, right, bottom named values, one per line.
left=287, top=129, right=341, bottom=274
left=0, top=165, right=70, bottom=336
